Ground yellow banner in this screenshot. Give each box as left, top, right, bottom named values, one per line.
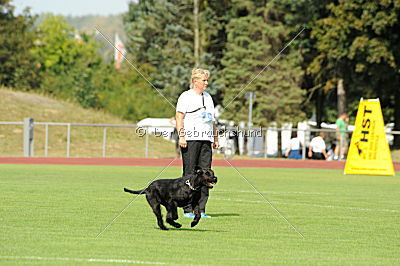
left=344, top=99, right=395, bottom=176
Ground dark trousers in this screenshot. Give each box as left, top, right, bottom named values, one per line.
left=312, top=152, right=325, bottom=160
left=181, top=140, right=212, bottom=213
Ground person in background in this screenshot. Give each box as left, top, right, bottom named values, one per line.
left=175, top=68, right=219, bottom=219
left=334, top=113, right=349, bottom=160
left=326, top=143, right=336, bottom=161
left=308, top=132, right=328, bottom=160
left=285, top=131, right=302, bottom=159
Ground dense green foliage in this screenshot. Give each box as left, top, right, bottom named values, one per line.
left=0, top=0, right=39, bottom=90
left=273, top=0, right=400, bottom=146
left=0, top=1, right=172, bottom=121
left=219, top=1, right=305, bottom=126
left=64, top=14, right=126, bottom=61
left=1, top=0, right=399, bottom=144
left=310, top=0, right=400, bottom=122
left=1, top=164, right=399, bottom=264
left=313, top=0, right=400, bottom=147
left=124, top=0, right=198, bottom=104
left=31, top=15, right=104, bottom=107
left=123, top=0, right=399, bottom=135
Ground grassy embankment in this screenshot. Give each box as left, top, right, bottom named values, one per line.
left=0, top=88, right=175, bottom=158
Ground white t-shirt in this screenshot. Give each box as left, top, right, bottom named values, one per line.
left=310, top=136, right=326, bottom=153
left=176, top=89, right=215, bottom=142
left=288, top=137, right=301, bottom=150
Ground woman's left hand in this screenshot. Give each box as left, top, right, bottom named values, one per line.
left=213, top=140, right=219, bottom=149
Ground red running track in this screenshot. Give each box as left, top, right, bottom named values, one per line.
left=0, top=157, right=398, bottom=171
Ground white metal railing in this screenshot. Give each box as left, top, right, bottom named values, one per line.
left=0, top=121, right=178, bottom=158
left=36, top=122, right=142, bottom=158
left=1, top=120, right=399, bottom=159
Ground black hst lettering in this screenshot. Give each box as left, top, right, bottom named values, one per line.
left=360, top=130, right=369, bottom=142
left=361, top=119, right=371, bottom=128
left=363, top=105, right=372, bottom=116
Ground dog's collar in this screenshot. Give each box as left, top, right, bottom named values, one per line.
left=185, top=179, right=198, bottom=191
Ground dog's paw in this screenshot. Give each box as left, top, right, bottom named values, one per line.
left=158, top=222, right=168, bottom=230
left=191, top=221, right=199, bottom=227
left=174, top=223, right=182, bottom=228
left=166, top=218, right=182, bottom=228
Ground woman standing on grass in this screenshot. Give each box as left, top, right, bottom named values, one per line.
left=175, top=68, right=219, bottom=218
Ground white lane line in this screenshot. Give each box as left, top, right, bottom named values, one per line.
left=0, top=255, right=167, bottom=264
left=213, top=190, right=331, bottom=195
left=213, top=197, right=400, bottom=213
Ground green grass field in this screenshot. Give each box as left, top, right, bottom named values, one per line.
left=1, top=164, right=399, bottom=265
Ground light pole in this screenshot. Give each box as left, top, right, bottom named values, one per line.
left=245, top=92, right=256, bottom=156
left=246, top=92, right=256, bottom=128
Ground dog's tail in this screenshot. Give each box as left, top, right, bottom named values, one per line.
left=123, top=187, right=147, bottom=195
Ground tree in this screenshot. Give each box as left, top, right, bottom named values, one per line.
left=98, top=64, right=174, bottom=121
left=0, top=0, right=40, bottom=90
left=219, top=1, right=305, bottom=127
left=123, top=0, right=233, bottom=106
left=124, top=0, right=195, bottom=105
left=193, top=0, right=200, bottom=66
left=32, top=14, right=105, bottom=108
left=31, top=14, right=173, bottom=120
left=310, top=0, right=400, bottom=147
left=271, top=0, right=333, bottom=126
left=199, top=0, right=234, bottom=103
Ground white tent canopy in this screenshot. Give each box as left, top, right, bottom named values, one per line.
left=137, top=118, right=175, bottom=140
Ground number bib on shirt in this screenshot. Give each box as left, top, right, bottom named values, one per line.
left=201, top=111, right=213, bottom=123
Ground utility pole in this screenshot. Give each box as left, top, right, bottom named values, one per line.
left=246, top=92, right=256, bottom=156
left=246, top=92, right=255, bottom=127
left=193, top=0, right=200, bottom=66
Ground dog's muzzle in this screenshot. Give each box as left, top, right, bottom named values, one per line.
left=206, top=177, right=218, bottom=188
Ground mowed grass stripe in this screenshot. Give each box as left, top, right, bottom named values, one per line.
left=213, top=197, right=400, bottom=213
left=0, top=164, right=399, bottom=265
left=0, top=255, right=168, bottom=265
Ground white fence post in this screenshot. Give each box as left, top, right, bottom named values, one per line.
left=145, top=126, right=149, bottom=158
left=264, top=128, right=268, bottom=159
left=67, top=124, right=71, bottom=157
left=102, top=127, right=107, bottom=158
left=23, top=118, right=34, bottom=157
left=302, top=129, right=306, bottom=160
left=45, top=123, right=49, bottom=157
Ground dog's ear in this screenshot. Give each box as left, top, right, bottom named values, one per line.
left=194, top=166, right=203, bottom=174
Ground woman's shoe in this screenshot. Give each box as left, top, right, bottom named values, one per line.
left=183, top=212, right=195, bottom=218
left=201, top=212, right=211, bottom=218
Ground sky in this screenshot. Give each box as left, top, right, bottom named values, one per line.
left=12, top=0, right=131, bottom=16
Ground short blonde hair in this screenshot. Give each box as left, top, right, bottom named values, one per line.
left=190, top=68, right=210, bottom=89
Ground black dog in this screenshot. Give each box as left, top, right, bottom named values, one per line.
left=124, top=167, right=217, bottom=230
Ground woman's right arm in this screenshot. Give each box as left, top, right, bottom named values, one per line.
left=176, top=112, right=186, bottom=148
